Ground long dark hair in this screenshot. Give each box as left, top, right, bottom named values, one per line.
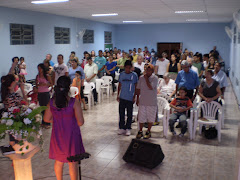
left=1, top=74, right=15, bottom=102
left=54, top=76, right=71, bottom=108
left=38, top=63, right=48, bottom=81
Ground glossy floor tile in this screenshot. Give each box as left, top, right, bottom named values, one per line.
left=0, top=80, right=239, bottom=180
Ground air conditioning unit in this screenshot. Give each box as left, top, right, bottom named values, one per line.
left=225, top=26, right=232, bottom=39
left=233, top=10, right=240, bottom=30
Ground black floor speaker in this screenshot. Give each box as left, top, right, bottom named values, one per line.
left=123, top=139, right=165, bottom=169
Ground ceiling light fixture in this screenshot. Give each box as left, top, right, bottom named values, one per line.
left=123, top=21, right=143, bottom=23
left=31, top=0, right=69, bottom=4
left=92, top=13, right=118, bottom=17
left=186, top=19, right=208, bottom=22
left=175, top=11, right=205, bottom=14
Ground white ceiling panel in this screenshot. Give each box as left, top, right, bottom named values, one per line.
left=0, top=0, right=238, bottom=24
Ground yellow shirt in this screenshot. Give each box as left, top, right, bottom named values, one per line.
left=132, top=54, right=138, bottom=63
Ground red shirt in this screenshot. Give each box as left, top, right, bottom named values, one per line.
left=27, top=91, right=38, bottom=104
left=170, top=96, right=193, bottom=113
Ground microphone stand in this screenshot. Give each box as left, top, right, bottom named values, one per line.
left=67, top=152, right=91, bottom=180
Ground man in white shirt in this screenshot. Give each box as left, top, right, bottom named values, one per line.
left=84, top=57, right=98, bottom=103
left=134, top=56, right=145, bottom=73
left=162, top=52, right=169, bottom=61
left=53, top=54, right=69, bottom=85
left=117, top=49, right=122, bottom=59
left=212, top=62, right=228, bottom=98
left=154, top=54, right=169, bottom=78
left=187, top=58, right=199, bottom=77
left=137, top=48, right=144, bottom=57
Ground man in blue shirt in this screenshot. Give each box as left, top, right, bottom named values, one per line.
left=45, top=54, right=54, bottom=67
left=105, top=55, right=117, bottom=94
left=117, top=60, right=138, bottom=136
left=68, top=59, right=85, bottom=82
left=94, top=50, right=106, bottom=78
left=212, top=62, right=228, bottom=99
left=175, top=60, right=200, bottom=101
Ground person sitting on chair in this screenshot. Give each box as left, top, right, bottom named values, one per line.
left=157, top=72, right=176, bottom=98
left=169, top=87, right=193, bottom=137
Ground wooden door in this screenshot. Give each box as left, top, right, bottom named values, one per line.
left=157, top=43, right=182, bottom=58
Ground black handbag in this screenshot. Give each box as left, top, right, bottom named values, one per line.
left=204, top=127, right=218, bottom=139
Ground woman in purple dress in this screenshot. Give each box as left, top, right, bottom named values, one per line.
left=44, top=76, right=85, bottom=180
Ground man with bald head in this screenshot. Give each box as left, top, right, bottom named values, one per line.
left=134, top=55, right=145, bottom=73
left=175, top=60, right=199, bottom=101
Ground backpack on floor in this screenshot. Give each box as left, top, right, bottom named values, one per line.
left=204, top=127, right=218, bottom=139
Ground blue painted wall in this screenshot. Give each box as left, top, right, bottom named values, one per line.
left=0, top=6, right=232, bottom=82
left=115, top=23, right=231, bottom=68
left=0, top=7, right=116, bottom=80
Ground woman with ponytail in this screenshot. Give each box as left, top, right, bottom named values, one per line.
left=36, top=63, right=53, bottom=129
left=44, top=76, right=85, bottom=180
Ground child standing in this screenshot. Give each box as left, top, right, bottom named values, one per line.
left=27, top=86, right=38, bottom=105
left=19, top=57, right=27, bottom=83
left=169, top=87, right=193, bottom=137
left=117, top=60, right=138, bottom=136
left=71, top=71, right=87, bottom=110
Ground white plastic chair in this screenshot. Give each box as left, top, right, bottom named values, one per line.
left=69, top=87, right=79, bottom=98
left=24, top=83, right=33, bottom=92
left=101, top=76, right=113, bottom=98
left=193, top=95, right=201, bottom=108
left=157, top=97, right=171, bottom=137
left=133, top=102, right=138, bottom=121
left=115, top=72, right=120, bottom=80
left=84, top=82, right=95, bottom=108
left=0, top=103, right=4, bottom=109
left=157, top=94, right=173, bottom=103
left=219, top=98, right=225, bottom=128
left=193, top=101, right=223, bottom=142
left=96, top=79, right=104, bottom=103
left=16, top=83, right=33, bottom=97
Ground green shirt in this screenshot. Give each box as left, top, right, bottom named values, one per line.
left=117, top=57, right=128, bottom=69
left=193, top=62, right=204, bottom=75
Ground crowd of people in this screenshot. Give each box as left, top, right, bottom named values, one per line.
left=0, top=45, right=228, bottom=180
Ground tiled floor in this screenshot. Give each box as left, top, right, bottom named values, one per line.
left=0, top=81, right=239, bottom=180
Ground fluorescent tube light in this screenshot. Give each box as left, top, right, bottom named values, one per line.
left=123, top=21, right=143, bottom=23
left=31, top=0, right=69, bottom=4
left=186, top=19, right=208, bottom=22
left=175, top=11, right=205, bottom=14
left=92, top=13, right=118, bottom=17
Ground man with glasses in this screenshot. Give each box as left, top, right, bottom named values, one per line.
left=175, top=60, right=199, bottom=101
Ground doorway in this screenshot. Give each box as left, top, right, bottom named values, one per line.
left=157, top=43, right=182, bottom=59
